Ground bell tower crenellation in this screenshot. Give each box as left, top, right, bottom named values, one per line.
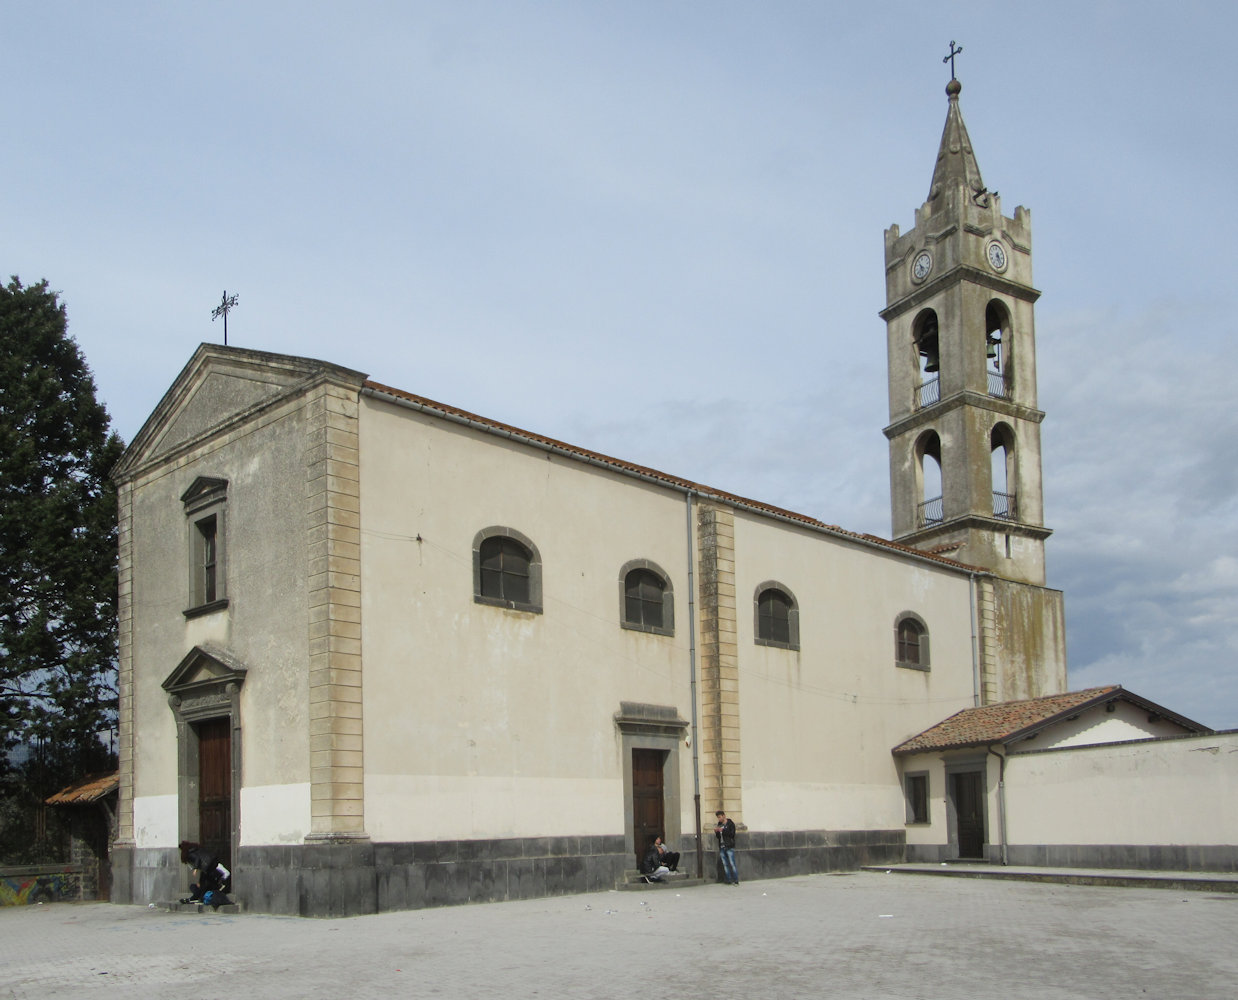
left=881, top=77, right=1051, bottom=587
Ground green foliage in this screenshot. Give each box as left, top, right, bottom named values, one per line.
left=0, top=277, right=123, bottom=788
left=0, top=747, right=74, bottom=864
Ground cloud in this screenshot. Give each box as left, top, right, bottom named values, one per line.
left=1042, top=300, right=1238, bottom=728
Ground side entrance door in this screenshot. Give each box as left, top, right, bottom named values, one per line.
left=196, top=717, right=232, bottom=868
left=632, top=748, right=665, bottom=869
left=952, top=770, right=985, bottom=859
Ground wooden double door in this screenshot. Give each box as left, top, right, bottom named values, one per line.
left=196, top=717, right=232, bottom=869
left=632, top=748, right=665, bottom=868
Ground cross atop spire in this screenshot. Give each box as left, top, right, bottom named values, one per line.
left=943, top=40, right=962, bottom=81
left=926, top=66, right=987, bottom=208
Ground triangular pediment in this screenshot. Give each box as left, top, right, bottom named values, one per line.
left=162, top=644, right=248, bottom=696
left=114, top=344, right=367, bottom=480
left=180, top=476, right=228, bottom=507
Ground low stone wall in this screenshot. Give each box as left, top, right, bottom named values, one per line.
left=116, top=835, right=630, bottom=917
left=239, top=835, right=632, bottom=917
left=0, top=864, right=87, bottom=905
left=1004, top=844, right=1238, bottom=872
left=705, top=828, right=906, bottom=883
left=904, top=841, right=1238, bottom=871
left=113, top=827, right=906, bottom=916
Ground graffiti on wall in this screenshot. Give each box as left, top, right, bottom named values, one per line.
left=0, top=868, right=77, bottom=906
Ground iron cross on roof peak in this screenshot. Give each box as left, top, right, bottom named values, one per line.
left=211, top=290, right=239, bottom=346
left=943, top=40, right=962, bottom=81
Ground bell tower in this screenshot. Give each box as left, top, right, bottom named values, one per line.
left=881, top=76, right=1051, bottom=587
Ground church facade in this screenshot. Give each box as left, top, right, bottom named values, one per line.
left=111, top=81, right=1079, bottom=916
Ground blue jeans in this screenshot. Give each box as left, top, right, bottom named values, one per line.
left=719, top=845, right=738, bottom=884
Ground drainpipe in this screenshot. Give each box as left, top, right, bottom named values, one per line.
left=987, top=745, right=1009, bottom=865
left=969, top=573, right=981, bottom=708
left=685, top=491, right=704, bottom=880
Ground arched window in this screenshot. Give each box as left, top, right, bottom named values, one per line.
left=990, top=423, right=1016, bottom=520
left=473, top=527, right=542, bottom=613
left=985, top=300, right=1011, bottom=398
left=620, top=560, right=674, bottom=636
left=914, top=309, right=941, bottom=407
left=915, top=430, right=943, bottom=527
left=895, top=613, right=930, bottom=670
left=754, top=583, right=799, bottom=650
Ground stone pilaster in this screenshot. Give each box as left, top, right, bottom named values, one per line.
left=305, top=382, right=366, bottom=839
left=975, top=576, right=999, bottom=705
left=696, top=503, right=741, bottom=821
left=115, top=480, right=135, bottom=847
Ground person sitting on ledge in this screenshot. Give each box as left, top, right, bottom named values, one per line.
left=641, top=838, right=672, bottom=882
left=178, top=840, right=232, bottom=905
left=653, top=836, right=680, bottom=873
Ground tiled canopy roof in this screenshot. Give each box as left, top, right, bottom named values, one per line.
left=45, top=771, right=119, bottom=806
left=892, top=686, right=1130, bottom=755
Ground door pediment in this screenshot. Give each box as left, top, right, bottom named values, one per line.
left=163, top=645, right=247, bottom=720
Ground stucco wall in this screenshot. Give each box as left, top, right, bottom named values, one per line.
left=127, top=397, right=313, bottom=849
left=1029, top=700, right=1193, bottom=751
left=359, top=398, right=694, bottom=843
left=1006, top=733, right=1238, bottom=847
left=358, top=395, right=988, bottom=847
left=732, top=511, right=980, bottom=832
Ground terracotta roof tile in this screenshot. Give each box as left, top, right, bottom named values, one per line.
left=45, top=771, right=119, bottom=806
left=893, top=687, right=1125, bottom=754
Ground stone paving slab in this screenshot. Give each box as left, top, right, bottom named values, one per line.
left=2, top=871, right=1237, bottom=999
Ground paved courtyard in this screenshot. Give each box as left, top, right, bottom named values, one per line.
left=2, top=872, right=1236, bottom=999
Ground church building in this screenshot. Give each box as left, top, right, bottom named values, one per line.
left=111, top=78, right=1210, bottom=917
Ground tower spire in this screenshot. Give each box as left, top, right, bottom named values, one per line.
left=926, top=78, right=988, bottom=209
left=880, top=68, right=1067, bottom=703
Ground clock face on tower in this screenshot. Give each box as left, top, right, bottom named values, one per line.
left=986, top=240, right=1008, bottom=272
left=911, top=250, right=933, bottom=283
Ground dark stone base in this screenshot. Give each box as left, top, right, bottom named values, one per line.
left=705, top=828, right=906, bottom=883
left=114, top=834, right=629, bottom=917
left=1004, top=844, right=1238, bottom=872
left=114, top=845, right=182, bottom=904
left=109, top=845, right=132, bottom=903
left=905, top=842, right=1238, bottom=872
left=113, top=828, right=911, bottom=916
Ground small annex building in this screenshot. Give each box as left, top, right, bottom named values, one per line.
left=893, top=686, right=1225, bottom=867
left=107, top=77, right=1233, bottom=917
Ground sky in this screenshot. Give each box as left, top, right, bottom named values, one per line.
left=4, top=2, right=1236, bottom=728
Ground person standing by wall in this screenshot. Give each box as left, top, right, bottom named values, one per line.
left=714, top=811, right=738, bottom=885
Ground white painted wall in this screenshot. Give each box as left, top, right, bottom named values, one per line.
left=127, top=393, right=314, bottom=846
left=1006, top=734, right=1238, bottom=845
left=239, top=784, right=312, bottom=845
left=1025, top=700, right=1192, bottom=750
left=359, top=399, right=695, bottom=842
left=358, top=396, right=986, bottom=842
left=733, top=510, right=980, bottom=831
left=132, top=794, right=178, bottom=848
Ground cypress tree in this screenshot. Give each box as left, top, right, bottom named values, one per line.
left=0, top=277, right=123, bottom=806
